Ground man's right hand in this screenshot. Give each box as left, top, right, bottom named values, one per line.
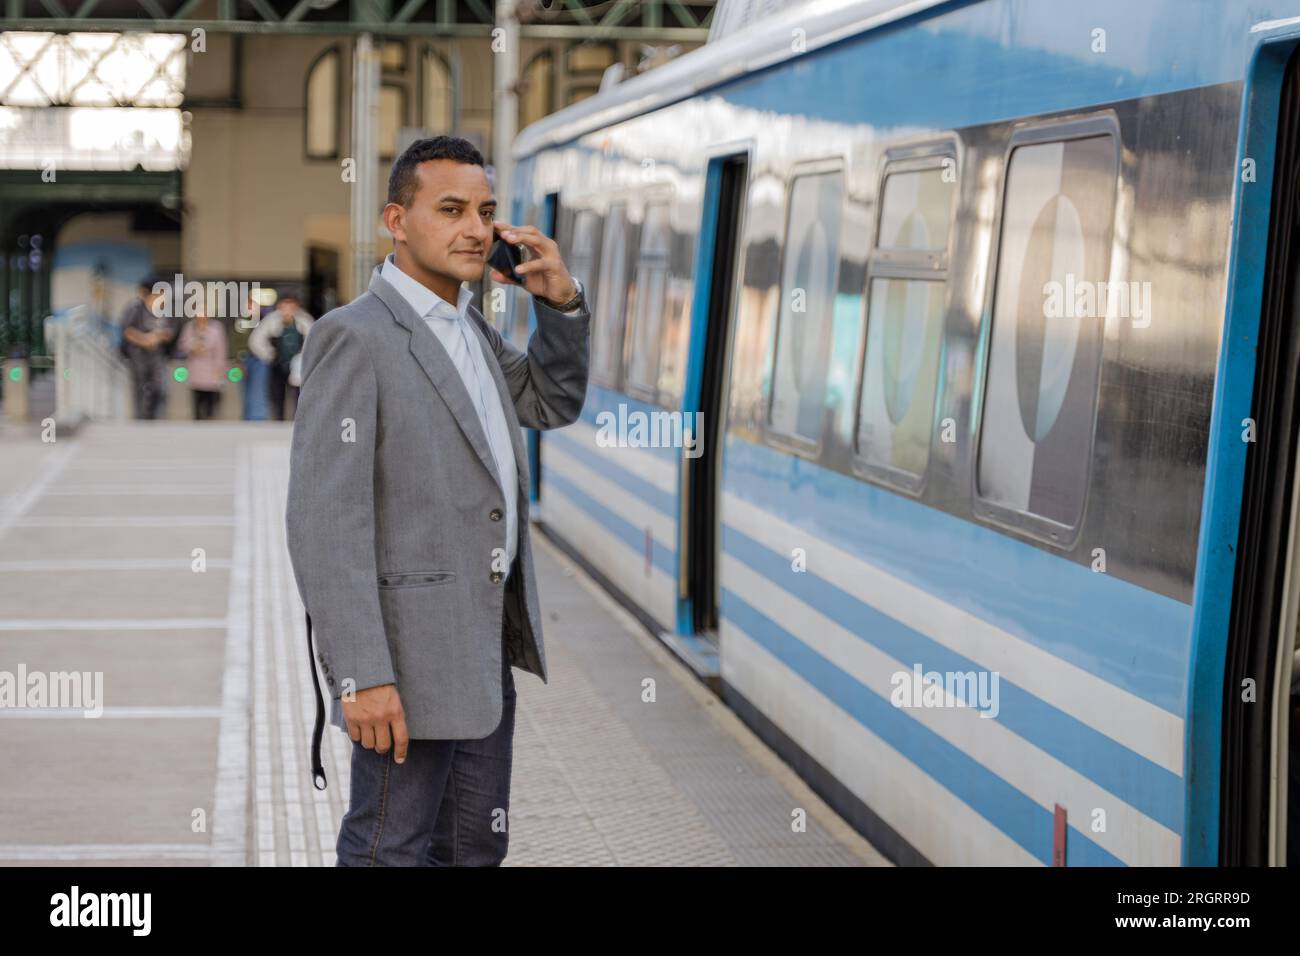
left=342, top=683, right=409, bottom=763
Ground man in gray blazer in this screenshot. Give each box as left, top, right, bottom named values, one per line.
left=285, top=135, right=589, bottom=866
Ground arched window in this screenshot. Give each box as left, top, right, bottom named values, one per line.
left=422, top=48, right=454, bottom=133
left=519, top=51, right=554, bottom=128
left=304, top=46, right=341, bottom=160
left=379, top=82, right=407, bottom=160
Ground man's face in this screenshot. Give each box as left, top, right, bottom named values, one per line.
left=385, top=159, right=496, bottom=283
left=278, top=299, right=298, bottom=318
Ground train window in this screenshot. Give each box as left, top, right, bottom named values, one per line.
left=592, top=202, right=630, bottom=387
left=876, top=166, right=954, bottom=253
left=854, top=154, right=956, bottom=490
left=768, top=166, right=844, bottom=445
left=568, top=209, right=601, bottom=292
left=974, top=121, right=1118, bottom=540
left=624, top=199, right=672, bottom=399
left=560, top=207, right=601, bottom=343
left=655, top=271, right=694, bottom=408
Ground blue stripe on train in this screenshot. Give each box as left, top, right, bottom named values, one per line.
left=724, top=524, right=1182, bottom=834
left=722, top=589, right=1125, bottom=866
left=717, top=0, right=1255, bottom=135
left=723, top=436, right=1192, bottom=716
left=546, top=426, right=677, bottom=517
left=544, top=468, right=677, bottom=578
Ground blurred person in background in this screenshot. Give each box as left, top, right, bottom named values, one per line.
left=176, top=301, right=229, bottom=421
left=119, top=276, right=174, bottom=420
left=240, top=293, right=270, bottom=421
left=249, top=290, right=314, bottom=421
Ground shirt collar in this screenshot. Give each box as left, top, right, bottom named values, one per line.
left=380, top=252, right=474, bottom=322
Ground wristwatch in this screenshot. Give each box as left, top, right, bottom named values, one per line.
left=545, top=277, right=584, bottom=312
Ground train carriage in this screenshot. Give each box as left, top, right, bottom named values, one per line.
left=500, top=0, right=1300, bottom=866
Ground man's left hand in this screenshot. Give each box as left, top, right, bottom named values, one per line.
left=489, top=221, right=578, bottom=308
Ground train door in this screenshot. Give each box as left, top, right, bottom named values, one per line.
left=671, top=150, right=749, bottom=676
left=1222, top=42, right=1300, bottom=866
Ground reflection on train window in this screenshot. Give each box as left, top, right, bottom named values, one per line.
left=855, top=160, right=955, bottom=488
left=768, top=168, right=844, bottom=444
left=560, top=208, right=601, bottom=346
left=876, top=166, right=954, bottom=252
left=567, top=209, right=601, bottom=295
left=624, top=200, right=671, bottom=398
left=977, top=133, right=1117, bottom=531
left=592, top=202, right=630, bottom=386
left=655, top=273, right=693, bottom=408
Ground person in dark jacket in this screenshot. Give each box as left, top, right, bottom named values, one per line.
left=118, top=277, right=174, bottom=420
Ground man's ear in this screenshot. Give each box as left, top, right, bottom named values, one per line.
left=382, top=202, right=405, bottom=243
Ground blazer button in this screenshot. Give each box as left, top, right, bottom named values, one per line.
left=489, top=508, right=502, bottom=521
left=490, top=570, right=503, bottom=584
left=326, top=676, right=335, bottom=686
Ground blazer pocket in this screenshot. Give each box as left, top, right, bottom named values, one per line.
left=377, top=570, right=456, bottom=589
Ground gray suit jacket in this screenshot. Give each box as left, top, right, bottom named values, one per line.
left=285, top=265, right=589, bottom=787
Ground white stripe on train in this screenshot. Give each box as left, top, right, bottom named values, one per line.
left=720, top=491, right=1184, bottom=777
left=723, top=554, right=1180, bottom=865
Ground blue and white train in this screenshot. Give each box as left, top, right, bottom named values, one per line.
left=500, top=0, right=1300, bottom=866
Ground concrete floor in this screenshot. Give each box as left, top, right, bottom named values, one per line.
left=0, top=420, right=885, bottom=866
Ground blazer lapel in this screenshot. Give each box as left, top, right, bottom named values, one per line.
left=368, top=268, right=500, bottom=487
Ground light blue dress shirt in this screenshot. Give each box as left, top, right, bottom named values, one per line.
left=380, top=253, right=582, bottom=581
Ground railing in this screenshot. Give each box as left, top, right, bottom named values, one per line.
left=46, top=307, right=132, bottom=422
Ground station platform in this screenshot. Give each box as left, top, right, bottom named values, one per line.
left=0, top=421, right=885, bottom=867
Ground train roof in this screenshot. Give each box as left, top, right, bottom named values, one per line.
left=511, top=0, right=947, bottom=160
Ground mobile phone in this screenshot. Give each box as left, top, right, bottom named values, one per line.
left=488, top=238, right=528, bottom=285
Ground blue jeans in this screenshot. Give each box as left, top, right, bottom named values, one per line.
left=335, top=633, right=517, bottom=867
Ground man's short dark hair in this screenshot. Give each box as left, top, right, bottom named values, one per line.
left=140, top=275, right=166, bottom=292
left=387, top=135, right=485, bottom=208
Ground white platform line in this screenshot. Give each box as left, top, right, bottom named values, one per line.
left=271, top=446, right=338, bottom=867
left=14, top=516, right=234, bottom=528
left=0, top=706, right=221, bottom=719
left=65, top=459, right=235, bottom=469
left=44, top=486, right=234, bottom=496
left=0, top=442, right=81, bottom=540
left=212, top=442, right=251, bottom=867
left=251, top=451, right=272, bottom=866
left=0, top=618, right=227, bottom=631
left=0, top=559, right=233, bottom=572
left=262, top=446, right=314, bottom=867
left=0, top=843, right=212, bottom=861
